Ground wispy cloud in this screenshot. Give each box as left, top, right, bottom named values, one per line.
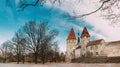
left=1, top=0, right=120, bottom=52
left=50, top=0, right=120, bottom=42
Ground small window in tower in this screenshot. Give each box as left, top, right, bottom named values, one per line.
left=96, top=52, right=98, bottom=55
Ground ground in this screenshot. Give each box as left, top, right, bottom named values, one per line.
left=0, top=63, right=120, bottom=67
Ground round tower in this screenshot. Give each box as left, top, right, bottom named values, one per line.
left=66, top=28, right=76, bottom=62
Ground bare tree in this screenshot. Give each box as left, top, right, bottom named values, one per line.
left=0, top=40, right=13, bottom=63
left=51, top=43, right=60, bottom=62
left=12, top=31, right=26, bottom=64
left=60, top=52, right=65, bottom=62
left=22, top=21, right=58, bottom=64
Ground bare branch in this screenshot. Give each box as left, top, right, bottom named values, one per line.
left=71, top=0, right=111, bottom=18
left=18, top=0, right=61, bottom=11
left=18, top=0, right=40, bottom=11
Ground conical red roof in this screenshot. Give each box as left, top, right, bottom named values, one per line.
left=67, top=28, right=76, bottom=40
left=80, top=27, right=90, bottom=38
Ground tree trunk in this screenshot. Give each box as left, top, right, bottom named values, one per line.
left=17, top=54, right=19, bottom=64
left=34, top=52, right=38, bottom=64
left=42, top=56, right=45, bottom=64
left=22, top=55, right=25, bottom=64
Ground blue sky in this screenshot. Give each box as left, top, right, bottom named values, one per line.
left=1, top=0, right=120, bottom=52
left=0, top=0, right=93, bottom=52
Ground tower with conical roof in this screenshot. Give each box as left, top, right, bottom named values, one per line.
left=66, top=28, right=76, bottom=62
left=80, top=27, right=90, bottom=57
left=81, top=27, right=90, bottom=38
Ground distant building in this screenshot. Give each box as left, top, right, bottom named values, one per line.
left=66, top=27, right=120, bottom=62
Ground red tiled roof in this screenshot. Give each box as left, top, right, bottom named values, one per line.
left=80, top=27, right=90, bottom=38
left=67, top=28, right=76, bottom=40
left=87, top=39, right=104, bottom=47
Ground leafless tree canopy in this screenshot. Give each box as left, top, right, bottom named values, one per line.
left=0, top=21, right=62, bottom=64
left=20, top=21, right=59, bottom=64
left=12, top=31, right=26, bottom=64
left=100, top=0, right=120, bottom=25
left=0, top=21, right=65, bottom=64
left=0, top=41, right=13, bottom=63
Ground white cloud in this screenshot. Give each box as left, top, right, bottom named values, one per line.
left=85, top=11, right=120, bottom=41
left=45, top=0, right=120, bottom=52
left=49, top=0, right=120, bottom=42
